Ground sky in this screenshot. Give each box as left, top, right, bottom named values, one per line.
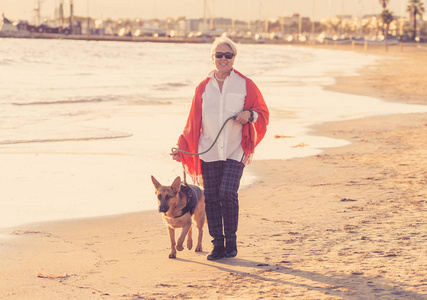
left=1, top=0, right=411, bottom=22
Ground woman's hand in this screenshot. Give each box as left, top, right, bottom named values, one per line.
left=170, top=149, right=182, bottom=162
left=234, top=110, right=251, bottom=124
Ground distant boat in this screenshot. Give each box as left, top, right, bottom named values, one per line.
left=323, top=37, right=352, bottom=44
left=1, top=14, right=18, bottom=33
left=138, top=27, right=166, bottom=37
left=1, top=14, right=73, bottom=38
left=351, top=37, right=399, bottom=45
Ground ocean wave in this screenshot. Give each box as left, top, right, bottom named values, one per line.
left=11, top=94, right=177, bottom=106
left=74, top=72, right=94, bottom=76
left=0, top=133, right=133, bottom=145
left=153, top=81, right=190, bottom=90
left=12, top=97, right=117, bottom=106
left=128, top=99, right=173, bottom=105
left=0, top=58, right=16, bottom=65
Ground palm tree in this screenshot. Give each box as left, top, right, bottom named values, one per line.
left=378, top=1, right=391, bottom=37
left=380, top=9, right=394, bottom=36
left=379, top=0, right=390, bottom=9
left=406, top=0, right=425, bottom=40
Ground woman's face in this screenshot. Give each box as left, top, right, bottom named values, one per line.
left=212, top=43, right=235, bottom=75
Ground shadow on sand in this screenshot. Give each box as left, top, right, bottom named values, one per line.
left=176, top=256, right=426, bottom=299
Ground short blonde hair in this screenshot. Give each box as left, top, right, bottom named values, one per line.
left=211, top=36, right=238, bottom=56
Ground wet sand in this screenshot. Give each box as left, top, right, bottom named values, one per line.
left=1, top=43, right=426, bottom=299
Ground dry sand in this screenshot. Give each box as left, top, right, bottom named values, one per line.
left=1, top=43, right=426, bottom=299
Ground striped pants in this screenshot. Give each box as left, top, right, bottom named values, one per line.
left=201, top=159, right=245, bottom=247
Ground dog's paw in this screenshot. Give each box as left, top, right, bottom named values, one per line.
left=169, top=253, right=176, bottom=259
left=187, top=240, right=193, bottom=250
left=176, top=245, right=184, bottom=251
left=195, top=246, right=202, bottom=252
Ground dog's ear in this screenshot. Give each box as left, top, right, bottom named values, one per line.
left=151, top=175, right=161, bottom=189
left=171, top=176, right=181, bottom=194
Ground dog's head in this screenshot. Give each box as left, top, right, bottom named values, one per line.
left=151, top=176, right=181, bottom=213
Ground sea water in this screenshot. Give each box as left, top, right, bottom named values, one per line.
left=1, top=38, right=426, bottom=229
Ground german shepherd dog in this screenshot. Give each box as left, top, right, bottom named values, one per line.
left=151, top=176, right=206, bottom=258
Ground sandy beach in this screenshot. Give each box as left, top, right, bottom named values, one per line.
left=1, top=43, right=426, bottom=299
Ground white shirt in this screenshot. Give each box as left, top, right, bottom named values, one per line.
left=199, top=70, right=258, bottom=163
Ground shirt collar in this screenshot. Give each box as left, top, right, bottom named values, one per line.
left=208, top=69, right=236, bottom=79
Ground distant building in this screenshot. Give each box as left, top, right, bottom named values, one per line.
left=278, top=14, right=311, bottom=34
left=177, top=18, right=202, bottom=37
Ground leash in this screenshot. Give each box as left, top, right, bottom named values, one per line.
left=171, top=115, right=236, bottom=156
left=171, top=115, right=236, bottom=184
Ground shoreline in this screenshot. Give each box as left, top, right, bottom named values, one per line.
left=324, top=45, right=427, bottom=106
left=3, top=31, right=427, bottom=49
left=1, top=44, right=426, bottom=299
left=0, top=32, right=304, bottom=45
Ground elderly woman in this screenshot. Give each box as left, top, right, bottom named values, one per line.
left=171, top=36, right=269, bottom=260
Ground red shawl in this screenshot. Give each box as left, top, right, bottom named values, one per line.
left=177, top=70, right=269, bottom=185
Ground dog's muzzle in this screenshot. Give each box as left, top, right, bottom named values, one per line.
left=159, top=205, right=169, bottom=213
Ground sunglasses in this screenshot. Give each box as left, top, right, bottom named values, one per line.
left=214, top=52, right=235, bottom=59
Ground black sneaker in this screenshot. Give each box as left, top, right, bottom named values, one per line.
left=225, top=240, right=237, bottom=258
left=225, top=249, right=237, bottom=258
left=207, top=246, right=226, bottom=260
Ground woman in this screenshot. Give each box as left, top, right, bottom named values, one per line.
left=171, top=36, right=269, bottom=260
